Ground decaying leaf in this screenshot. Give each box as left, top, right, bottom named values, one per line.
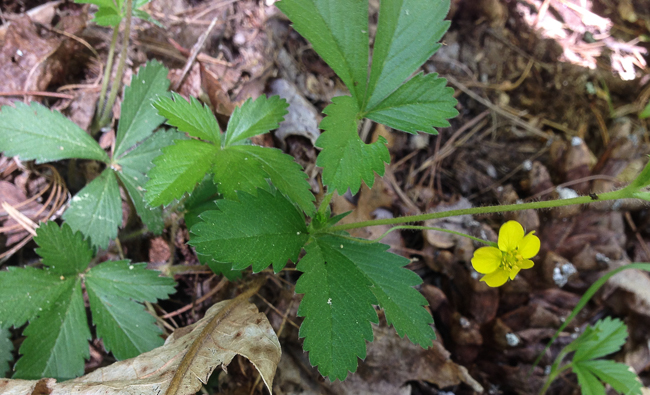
left=0, top=298, right=281, bottom=395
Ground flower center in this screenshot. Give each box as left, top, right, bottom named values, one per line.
left=500, top=249, right=523, bottom=270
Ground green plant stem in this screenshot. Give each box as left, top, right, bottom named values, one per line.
left=327, top=189, right=627, bottom=233
left=98, top=0, right=133, bottom=127
left=355, top=225, right=497, bottom=247
left=94, top=26, right=119, bottom=132
left=539, top=363, right=571, bottom=395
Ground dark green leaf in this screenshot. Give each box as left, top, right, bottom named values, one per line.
left=183, top=175, right=220, bottom=230
left=0, top=102, right=109, bottom=163
left=117, top=130, right=184, bottom=233
left=189, top=188, right=308, bottom=272
left=154, top=92, right=221, bottom=143
left=13, top=279, right=90, bottom=380
left=86, top=261, right=175, bottom=359
left=364, top=0, right=450, bottom=111
left=317, top=234, right=433, bottom=346
left=145, top=139, right=218, bottom=207
left=316, top=96, right=389, bottom=194
left=0, top=267, right=75, bottom=329
left=115, top=60, right=170, bottom=158
left=224, top=95, right=289, bottom=146
left=276, top=0, right=368, bottom=105
left=0, top=328, right=12, bottom=377
left=34, top=221, right=92, bottom=275
left=63, top=168, right=122, bottom=248
left=212, top=145, right=314, bottom=215
left=295, top=233, right=435, bottom=379
left=86, top=261, right=175, bottom=303
left=295, top=241, right=377, bottom=380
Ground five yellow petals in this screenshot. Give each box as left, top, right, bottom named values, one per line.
left=471, top=221, right=540, bottom=287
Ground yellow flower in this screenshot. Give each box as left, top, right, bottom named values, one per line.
left=471, top=221, right=540, bottom=287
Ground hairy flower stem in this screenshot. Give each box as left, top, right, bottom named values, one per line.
left=97, top=0, right=133, bottom=128
left=93, top=27, right=119, bottom=133
left=327, top=189, right=628, bottom=233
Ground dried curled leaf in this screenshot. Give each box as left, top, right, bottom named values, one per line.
left=0, top=299, right=281, bottom=395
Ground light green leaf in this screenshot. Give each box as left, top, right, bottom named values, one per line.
left=212, top=145, right=314, bottom=215
left=115, top=60, right=170, bottom=158
left=364, top=0, right=450, bottom=111
left=154, top=92, right=221, bottom=143
left=575, top=366, right=606, bottom=395
left=117, top=130, right=184, bottom=233
left=34, top=221, right=92, bottom=275
left=573, top=317, right=628, bottom=362
left=93, top=7, right=123, bottom=26
left=13, top=279, right=90, bottom=380
left=0, top=328, right=13, bottom=377
left=0, top=267, right=75, bottom=329
left=224, top=95, right=289, bottom=146
left=145, top=139, right=218, bottom=207
left=63, top=168, right=122, bottom=248
left=364, top=72, right=458, bottom=134
left=189, top=188, right=308, bottom=272
left=86, top=261, right=175, bottom=360
left=0, top=102, right=109, bottom=163
left=275, top=0, right=368, bottom=105
left=578, top=360, right=642, bottom=395
left=295, top=242, right=377, bottom=381
left=316, top=96, right=389, bottom=194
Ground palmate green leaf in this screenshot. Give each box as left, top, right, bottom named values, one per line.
left=63, top=168, right=122, bottom=248
left=277, top=0, right=456, bottom=192
left=224, top=95, right=289, bottom=146
left=0, top=328, right=12, bottom=377
left=212, top=145, right=315, bottom=215
left=364, top=72, right=458, bottom=134
left=34, top=221, right=92, bottom=275
left=145, top=139, right=218, bottom=207
left=276, top=0, right=368, bottom=106
left=154, top=93, right=221, bottom=143
left=295, top=242, right=378, bottom=381
left=86, top=261, right=175, bottom=360
left=575, top=360, right=642, bottom=395
left=189, top=188, right=309, bottom=272
left=14, top=279, right=90, bottom=380
left=296, top=233, right=434, bottom=380
left=115, top=60, right=170, bottom=158
left=118, top=130, right=185, bottom=233
left=0, top=101, right=109, bottom=163
left=0, top=267, right=73, bottom=329
left=364, top=0, right=450, bottom=112
left=316, top=96, right=390, bottom=194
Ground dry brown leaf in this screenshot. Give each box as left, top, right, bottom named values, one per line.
left=328, top=325, right=484, bottom=394
left=0, top=298, right=281, bottom=395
